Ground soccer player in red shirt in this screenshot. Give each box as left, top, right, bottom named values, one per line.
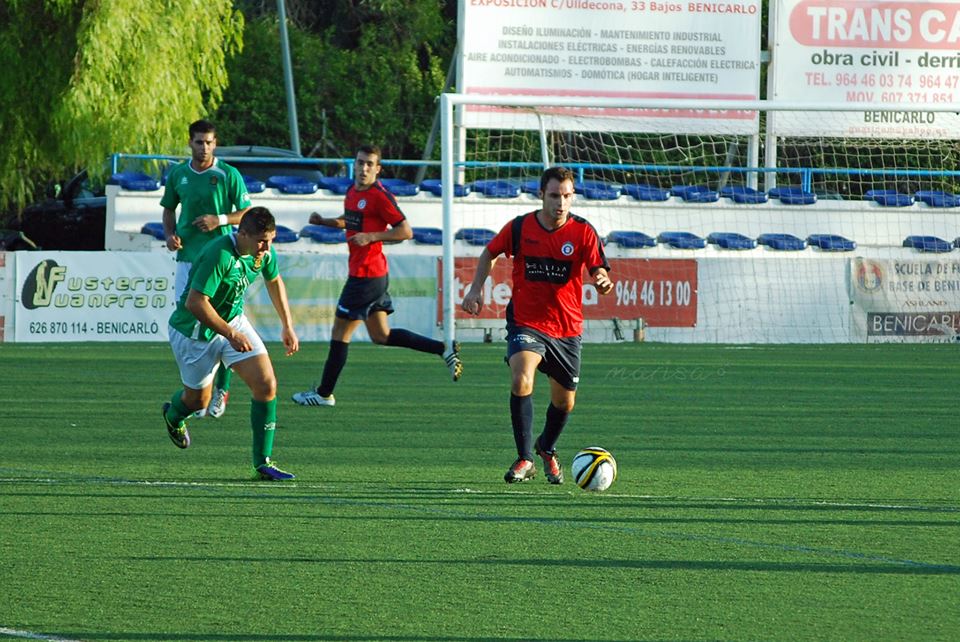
left=293, top=145, right=462, bottom=407
left=461, top=166, right=613, bottom=484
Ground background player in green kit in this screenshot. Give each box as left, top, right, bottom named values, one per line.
left=161, top=119, right=251, bottom=419
left=162, top=206, right=300, bottom=481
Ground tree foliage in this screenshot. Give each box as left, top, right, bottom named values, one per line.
left=0, top=0, right=244, bottom=212
left=216, top=1, right=455, bottom=174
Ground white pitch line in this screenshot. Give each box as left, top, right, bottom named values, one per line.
left=0, top=476, right=957, bottom=512
left=0, top=627, right=84, bottom=642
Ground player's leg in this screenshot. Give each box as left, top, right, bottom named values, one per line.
left=533, top=335, right=581, bottom=485
left=224, top=317, right=294, bottom=481
left=174, top=261, right=215, bottom=419
left=503, top=328, right=545, bottom=482
left=365, top=281, right=462, bottom=381
left=164, top=327, right=221, bottom=449
left=207, top=363, right=233, bottom=418
left=294, top=277, right=369, bottom=407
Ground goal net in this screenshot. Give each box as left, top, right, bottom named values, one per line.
left=437, top=95, right=960, bottom=345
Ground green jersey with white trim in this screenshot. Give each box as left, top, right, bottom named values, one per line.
left=168, top=233, right=279, bottom=342
left=159, top=158, right=251, bottom=263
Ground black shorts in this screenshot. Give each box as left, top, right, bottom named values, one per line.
left=505, top=325, right=582, bottom=391
left=336, top=275, right=394, bottom=320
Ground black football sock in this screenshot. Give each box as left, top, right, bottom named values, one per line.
left=510, top=393, right=534, bottom=461
left=538, top=403, right=569, bottom=454
left=385, top=328, right=444, bottom=355
left=317, top=340, right=349, bottom=397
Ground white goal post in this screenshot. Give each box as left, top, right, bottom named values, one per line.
left=438, top=94, right=960, bottom=346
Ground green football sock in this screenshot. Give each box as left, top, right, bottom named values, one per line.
left=251, top=398, right=277, bottom=467
left=215, top=365, right=232, bottom=392
left=166, top=392, right=191, bottom=426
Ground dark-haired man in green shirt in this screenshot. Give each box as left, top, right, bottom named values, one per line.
left=163, top=206, right=299, bottom=481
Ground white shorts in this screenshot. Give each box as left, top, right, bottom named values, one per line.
left=168, top=314, right=266, bottom=389
left=174, top=261, right=192, bottom=299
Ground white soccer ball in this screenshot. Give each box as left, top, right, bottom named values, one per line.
left=571, top=447, right=617, bottom=492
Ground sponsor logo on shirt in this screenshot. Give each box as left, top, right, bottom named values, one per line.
left=524, top=256, right=572, bottom=284
left=344, top=209, right=363, bottom=231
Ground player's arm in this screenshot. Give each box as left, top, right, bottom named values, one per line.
left=461, top=247, right=499, bottom=315
left=192, top=206, right=250, bottom=232
left=589, top=266, right=613, bottom=295
left=350, top=218, right=413, bottom=246
left=308, top=212, right=345, bottom=228
left=263, top=275, right=300, bottom=357
left=162, top=207, right=182, bottom=251
left=185, top=288, right=253, bottom=352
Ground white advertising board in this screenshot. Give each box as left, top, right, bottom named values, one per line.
left=850, top=257, right=960, bottom=342
left=770, top=0, right=960, bottom=137
left=458, top=0, right=762, bottom=133
left=14, top=252, right=176, bottom=342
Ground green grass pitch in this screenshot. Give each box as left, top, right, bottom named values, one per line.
left=0, top=342, right=957, bottom=641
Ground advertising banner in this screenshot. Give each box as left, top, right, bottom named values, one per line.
left=458, top=0, right=761, bottom=133
left=441, top=257, right=698, bottom=327
left=770, top=0, right=960, bottom=137
left=850, top=257, right=960, bottom=342
left=14, top=252, right=176, bottom=342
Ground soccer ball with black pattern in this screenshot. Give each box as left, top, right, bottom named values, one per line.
left=571, top=447, right=617, bottom=492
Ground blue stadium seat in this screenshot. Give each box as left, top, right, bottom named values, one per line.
left=807, top=234, right=856, bottom=251
left=758, top=233, right=807, bottom=250
left=865, top=189, right=914, bottom=207
left=707, top=232, right=756, bottom=250
left=412, top=227, right=443, bottom=245
left=279, top=181, right=318, bottom=194
left=267, top=175, right=318, bottom=194
left=380, top=178, right=419, bottom=196
left=455, top=228, right=496, bottom=245
left=521, top=180, right=540, bottom=195
left=606, top=230, right=656, bottom=248
left=582, top=185, right=621, bottom=200
left=140, top=222, right=165, bottom=240
left=318, top=176, right=354, bottom=194
left=242, top=175, right=265, bottom=194
left=274, top=225, right=299, bottom=243
left=108, top=172, right=161, bottom=191
left=419, top=179, right=471, bottom=197
left=575, top=180, right=621, bottom=200
left=671, top=185, right=718, bottom=202
left=720, top=186, right=768, bottom=204
left=658, top=231, right=706, bottom=249
left=472, top=180, right=521, bottom=198
left=903, top=235, right=954, bottom=253
left=623, top=184, right=670, bottom=201
left=299, top=224, right=346, bottom=244
left=915, top=190, right=960, bottom=208
left=684, top=189, right=719, bottom=203
left=769, top=187, right=817, bottom=205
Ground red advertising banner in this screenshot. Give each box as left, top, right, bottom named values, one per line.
left=440, top=257, right=697, bottom=327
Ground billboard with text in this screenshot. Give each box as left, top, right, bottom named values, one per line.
left=770, top=0, right=960, bottom=137
left=458, top=0, right=761, bottom=133
left=442, top=257, right=698, bottom=327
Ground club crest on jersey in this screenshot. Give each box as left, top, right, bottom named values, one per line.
left=560, top=241, right=575, bottom=256
left=358, top=198, right=367, bottom=210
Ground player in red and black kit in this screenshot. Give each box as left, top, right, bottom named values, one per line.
left=292, top=145, right=462, bottom=407
left=461, top=166, right=613, bottom=484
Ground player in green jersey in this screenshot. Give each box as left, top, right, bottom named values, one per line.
left=162, top=206, right=300, bottom=481
left=160, top=119, right=251, bottom=419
